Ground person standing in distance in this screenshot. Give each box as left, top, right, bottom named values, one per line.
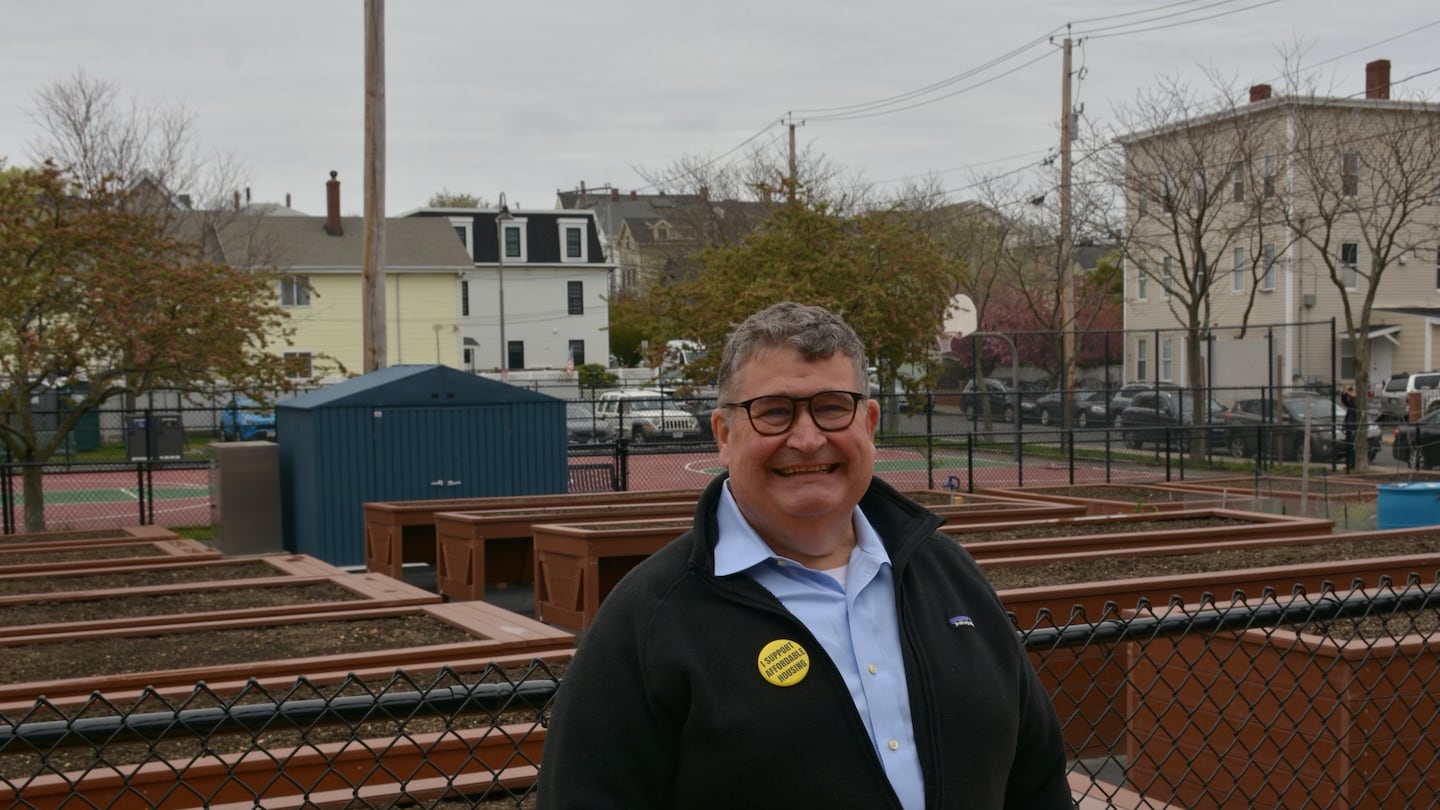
left=537, top=302, right=1071, bottom=809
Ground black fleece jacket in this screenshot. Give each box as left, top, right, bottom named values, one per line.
left=536, top=475, right=1072, bottom=809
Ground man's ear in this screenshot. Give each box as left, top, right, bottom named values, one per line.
left=713, top=408, right=732, bottom=465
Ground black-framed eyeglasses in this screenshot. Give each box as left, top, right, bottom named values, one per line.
left=723, top=391, right=866, bottom=436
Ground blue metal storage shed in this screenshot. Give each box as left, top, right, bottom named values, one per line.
left=275, top=364, right=567, bottom=567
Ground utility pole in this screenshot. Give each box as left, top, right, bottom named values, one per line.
left=362, top=0, right=387, bottom=372
left=787, top=114, right=798, bottom=204
left=1058, top=36, right=1075, bottom=427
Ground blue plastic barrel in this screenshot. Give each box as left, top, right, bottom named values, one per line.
left=1375, top=482, right=1440, bottom=529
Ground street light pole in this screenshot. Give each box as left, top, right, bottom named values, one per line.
left=495, top=193, right=513, bottom=382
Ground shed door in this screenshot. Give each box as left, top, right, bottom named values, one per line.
left=370, top=406, right=512, bottom=499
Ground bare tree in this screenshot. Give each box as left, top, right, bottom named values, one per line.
left=1105, top=71, right=1276, bottom=455
left=28, top=69, right=247, bottom=213
left=427, top=188, right=489, bottom=208
left=1278, top=76, right=1440, bottom=467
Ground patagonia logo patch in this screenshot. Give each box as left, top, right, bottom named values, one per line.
left=949, top=615, right=975, bottom=629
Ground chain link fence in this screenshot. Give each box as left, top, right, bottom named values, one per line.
left=2, top=582, right=1434, bottom=808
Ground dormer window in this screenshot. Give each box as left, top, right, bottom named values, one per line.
left=559, top=218, right=589, bottom=262
left=501, top=217, right=528, bottom=262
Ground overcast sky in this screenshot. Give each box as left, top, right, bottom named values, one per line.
left=2, top=1, right=1436, bottom=216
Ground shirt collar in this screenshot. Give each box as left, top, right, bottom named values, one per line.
left=713, top=480, right=890, bottom=576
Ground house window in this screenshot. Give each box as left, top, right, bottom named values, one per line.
left=1231, top=162, right=1245, bottom=202
left=279, top=275, right=311, bottom=308
left=1263, top=154, right=1277, bottom=198
left=449, top=217, right=473, bottom=259
left=500, top=217, right=529, bottom=262
left=1341, top=242, right=1359, bottom=288
left=461, top=280, right=470, bottom=317
left=1232, top=247, right=1245, bottom=292
left=1262, top=244, right=1276, bottom=291
left=1161, top=338, right=1174, bottom=381
left=1162, top=257, right=1173, bottom=300
left=1342, top=151, right=1360, bottom=196
left=463, top=347, right=474, bottom=370
left=568, top=339, right=586, bottom=367
left=506, top=341, right=524, bottom=371
left=1136, top=339, right=1149, bottom=382
left=283, top=351, right=313, bottom=381
left=567, top=281, right=584, bottom=315
left=559, top=218, right=589, bottom=262
left=1136, top=260, right=1148, bottom=300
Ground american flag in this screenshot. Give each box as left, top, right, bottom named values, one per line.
left=565, top=347, right=575, bottom=376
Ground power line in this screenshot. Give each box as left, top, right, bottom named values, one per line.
left=805, top=49, right=1057, bottom=122
left=632, top=121, right=784, bottom=194
left=1079, top=0, right=1284, bottom=41
left=1067, top=0, right=1216, bottom=26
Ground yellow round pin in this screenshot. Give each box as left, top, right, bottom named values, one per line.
left=757, top=638, right=810, bottom=686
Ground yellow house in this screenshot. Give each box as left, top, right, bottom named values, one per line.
left=214, top=176, right=474, bottom=381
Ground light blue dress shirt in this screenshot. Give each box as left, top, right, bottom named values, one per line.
left=713, top=482, right=925, bottom=810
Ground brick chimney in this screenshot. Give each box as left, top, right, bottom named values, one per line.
left=1366, top=59, right=1391, bottom=100
left=579, top=180, right=588, bottom=205
left=233, top=190, right=241, bottom=210
left=285, top=192, right=291, bottom=209
left=1249, top=84, right=1272, bottom=103
left=629, top=190, right=637, bottom=201
left=325, top=171, right=343, bottom=236
left=610, top=187, right=619, bottom=201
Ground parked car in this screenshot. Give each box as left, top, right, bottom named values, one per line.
left=959, top=378, right=1038, bottom=423
left=1222, top=397, right=1363, bottom=461
left=594, top=389, right=702, bottom=443
left=1108, top=382, right=1183, bottom=427
left=1118, top=389, right=1227, bottom=450
left=1378, top=371, right=1440, bottom=423
left=566, top=402, right=616, bottom=444
left=1033, top=390, right=1109, bottom=428
left=1393, top=409, right=1440, bottom=469
left=219, top=395, right=276, bottom=441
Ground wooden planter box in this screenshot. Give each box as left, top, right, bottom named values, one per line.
left=996, top=535, right=1440, bottom=761
left=363, top=489, right=705, bottom=580
left=1155, top=474, right=1378, bottom=504
left=0, top=525, right=177, bottom=549
left=433, top=501, right=699, bottom=601
left=0, top=554, right=345, bottom=595
left=0, top=537, right=218, bottom=575
left=1126, top=591, right=1440, bottom=808
left=948, top=508, right=1333, bottom=561
left=532, top=518, right=694, bottom=632
left=0, top=572, right=440, bottom=640
left=978, top=483, right=1262, bottom=515
left=5, top=724, right=546, bottom=810
left=0, top=601, right=574, bottom=703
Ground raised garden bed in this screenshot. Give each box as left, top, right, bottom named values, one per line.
left=364, top=489, right=705, bottom=580
left=0, top=572, right=440, bottom=640
left=0, top=525, right=177, bottom=549
left=0, top=537, right=219, bottom=575
left=977, top=483, right=1263, bottom=514
left=0, top=554, right=344, bottom=597
left=1155, top=474, right=1379, bottom=503
left=990, top=530, right=1440, bottom=760
left=532, top=518, right=695, bottom=631
left=0, top=647, right=573, bottom=810
left=0, top=601, right=573, bottom=703
left=947, top=509, right=1332, bottom=561
left=1127, top=590, right=1440, bottom=807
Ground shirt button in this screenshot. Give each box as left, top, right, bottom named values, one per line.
left=867, top=663, right=878, bottom=675
left=888, top=739, right=899, bottom=751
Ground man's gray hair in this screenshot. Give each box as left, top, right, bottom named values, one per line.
left=716, top=302, right=868, bottom=402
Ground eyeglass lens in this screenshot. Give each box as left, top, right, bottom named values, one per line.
left=746, top=391, right=859, bottom=434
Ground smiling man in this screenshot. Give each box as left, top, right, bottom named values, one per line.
left=537, top=302, right=1070, bottom=809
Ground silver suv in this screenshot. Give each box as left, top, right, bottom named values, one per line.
left=595, top=389, right=702, bottom=443
left=1379, top=372, right=1440, bottom=423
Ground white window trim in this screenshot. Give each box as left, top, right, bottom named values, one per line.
left=1161, top=257, right=1172, bottom=301
left=502, top=218, right=529, bottom=263
left=1136, top=260, right=1148, bottom=301
left=280, top=275, right=311, bottom=308
left=558, top=218, right=589, bottom=263
left=1232, top=247, right=1245, bottom=293
left=1161, top=338, right=1174, bottom=382
left=1136, top=338, right=1149, bottom=382
left=1261, top=244, right=1276, bottom=291
left=1341, top=242, right=1360, bottom=290
left=448, top=216, right=473, bottom=259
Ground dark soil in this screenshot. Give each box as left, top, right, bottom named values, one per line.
left=0, top=560, right=281, bottom=596
left=0, top=529, right=128, bottom=545
left=980, top=533, right=1440, bottom=589
left=0, top=544, right=165, bottom=565
left=0, top=615, right=474, bottom=686
left=1292, top=608, right=1440, bottom=641
left=1020, top=485, right=1202, bottom=503
left=954, top=516, right=1251, bottom=543
left=1179, top=477, right=1375, bottom=495
left=0, top=581, right=359, bottom=628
